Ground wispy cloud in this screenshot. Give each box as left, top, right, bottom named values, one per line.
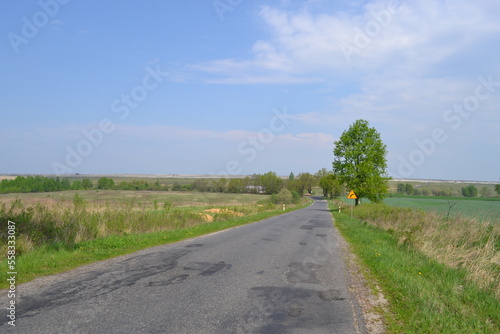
left=113, top=124, right=334, bottom=146
left=192, top=1, right=500, bottom=84
left=51, top=20, right=64, bottom=26
left=3, top=123, right=333, bottom=148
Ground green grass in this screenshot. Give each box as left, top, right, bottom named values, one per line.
left=384, top=196, right=500, bottom=222
left=331, top=202, right=499, bottom=333
left=1, top=198, right=310, bottom=289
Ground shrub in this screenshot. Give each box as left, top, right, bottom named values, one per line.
left=462, top=185, right=478, bottom=197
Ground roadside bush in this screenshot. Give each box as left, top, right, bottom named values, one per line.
left=291, top=191, right=301, bottom=204
left=271, top=189, right=293, bottom=204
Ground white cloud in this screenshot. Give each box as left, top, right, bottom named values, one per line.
left=193, top=1, right=500, bottom=84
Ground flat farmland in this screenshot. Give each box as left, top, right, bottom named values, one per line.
left=384, top=196, right=500, bottom=223
left=0, top=190, right=270, bottom=208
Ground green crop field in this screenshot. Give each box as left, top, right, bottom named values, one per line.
left=384, top=196, right=500, bottom=223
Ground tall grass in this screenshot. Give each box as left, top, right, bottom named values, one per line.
left=0, top=197, right=278, bottom=257
left=346, top=203, right=500, bottom=298
left=332, top=205, right=499, bottom=333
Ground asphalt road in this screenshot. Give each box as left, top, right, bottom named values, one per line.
left=2, top=198, right=367, bottom=334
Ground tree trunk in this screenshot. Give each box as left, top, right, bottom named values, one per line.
left=355, top=198, right=359, bottom=206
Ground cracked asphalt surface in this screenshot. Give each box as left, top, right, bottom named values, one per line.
left=2, top=198, right=367, bottom=333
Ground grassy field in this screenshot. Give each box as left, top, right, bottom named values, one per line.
left=333, top=188, right=499, bottom=332
left=384, top=196, right=500, bottom=222
left=1, top=190, right=310, bottom=288
left=0, top=189, right=269, bottom=204
left=332, top=203, right=499, bottom=333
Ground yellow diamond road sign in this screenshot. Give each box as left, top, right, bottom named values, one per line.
left=347, top=190, right=357, bottom=199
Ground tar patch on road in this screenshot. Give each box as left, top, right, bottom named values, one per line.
left=318, top=289, right=345, bottom=301
left=14, top=249, right=192, bottom=320
left=149, top=261, right=232, bottom=287
left=300, top=219, right=330, bottom=230
left=284, top=262, right=322, bottom=284
left=149, top=274, right=189, bottom=286
left=184, top=261, right=232, bottom=276
left=242, top=286, right=348, bottom=332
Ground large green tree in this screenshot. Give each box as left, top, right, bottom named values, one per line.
left=333, top=119, right=390, bottom=205
left=259, top=171, right=283, bottom=194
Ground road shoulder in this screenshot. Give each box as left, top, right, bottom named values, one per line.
left=335, top=221, right=388, bottom=334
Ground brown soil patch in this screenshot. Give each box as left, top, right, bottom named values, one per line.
left=199, top=213, right=214, bottom=222
left=203, top=208, right=244, bottom=217
left=199, top=208, right=244, bottom=222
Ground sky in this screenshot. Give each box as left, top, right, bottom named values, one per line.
left=1, top=0, right=499, bottom=181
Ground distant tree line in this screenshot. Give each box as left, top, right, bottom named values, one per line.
left=1, top=171, right=347, bottom=199
left=0, top=176, right=169, bottom=194
left=183, top=171, right=318, bottom=197
left=4, top=176, right=497, bottom=200
left=396, top=183, right=497, bottom=198
left=0, top=176, right=73, bottom=194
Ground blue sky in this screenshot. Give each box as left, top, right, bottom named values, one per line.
left=1, top=0, right=499, bottom=181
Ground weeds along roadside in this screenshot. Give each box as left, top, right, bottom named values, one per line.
left=330, top=200, right=499, bottom=333
left=0, top=195, right=310, bottom=288
left=345, top=201, right=499, bottom=297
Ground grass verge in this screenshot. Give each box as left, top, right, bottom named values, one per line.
left=1, top=200, right=310, bottom=289
left=330, top=201, right=499, bottom=333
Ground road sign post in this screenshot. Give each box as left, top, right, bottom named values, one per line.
left=347, top=191, right=357, bottom=220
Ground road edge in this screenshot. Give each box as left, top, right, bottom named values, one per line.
left=332, top=215, right=388, bottom=333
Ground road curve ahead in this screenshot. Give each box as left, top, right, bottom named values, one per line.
left=2, top=198, right=366, bottom=334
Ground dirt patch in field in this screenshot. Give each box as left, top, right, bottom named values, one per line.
left=199, top=213, right=214, bottom=222
left=199, top=208, right=244, bottom=222
left=203, top=208, right=244, bottom=216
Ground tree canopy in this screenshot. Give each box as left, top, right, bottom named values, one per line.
left=319, top=174, right=342, bottom=198
left=333, top=119, right=390, bottom=204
